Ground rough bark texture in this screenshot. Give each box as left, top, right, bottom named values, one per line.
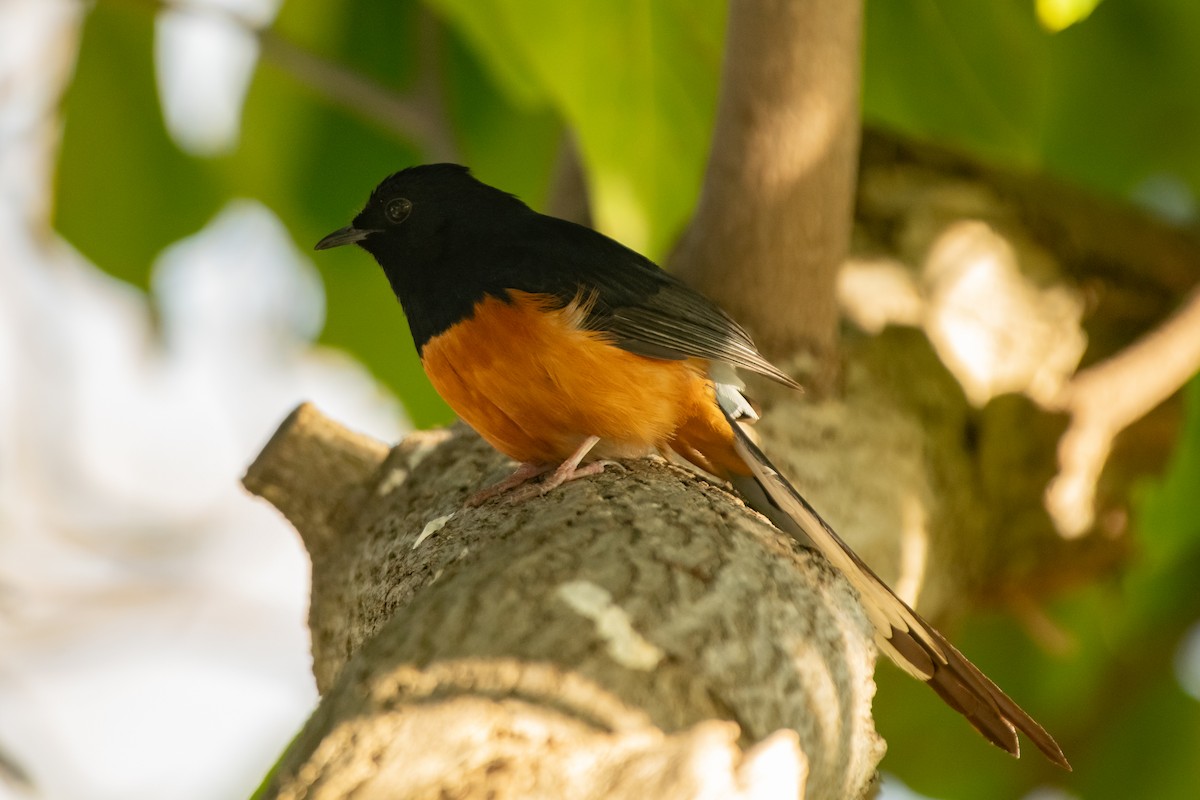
left=244, top=406, right=885, bottom=800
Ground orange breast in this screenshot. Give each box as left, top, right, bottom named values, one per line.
left=420, top=290, right=749, bottom=477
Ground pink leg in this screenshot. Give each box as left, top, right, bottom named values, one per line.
left=467, top=461, right=553, bottom=507
left=505, top=435, right=609, bottom=504
left=467, top=437, right=610, bottom=506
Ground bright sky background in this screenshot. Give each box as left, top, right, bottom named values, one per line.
left=0, top=2, right=403, bottom=798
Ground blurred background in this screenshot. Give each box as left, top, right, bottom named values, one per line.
left=1, top=0, right=1198, bottom=798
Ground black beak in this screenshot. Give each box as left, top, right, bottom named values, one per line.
left=314, top=226, right=374, bottom=250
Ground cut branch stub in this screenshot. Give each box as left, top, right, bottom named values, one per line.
left=243, top=406, right=884, bottom=800
left=243, top=402, right=390, bottom=555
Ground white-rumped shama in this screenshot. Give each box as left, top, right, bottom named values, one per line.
left=316, top=163, right=1069, bottom=769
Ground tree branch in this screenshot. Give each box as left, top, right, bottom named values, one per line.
left=848, top=131, right=1200, bottom=550
left=244, top=406, right=884, bottom=800
left=671, top=0, right=863, bottom=382
left=257, top=18, right=461, bottom=163
left=1047, top=285, right=1200, bottom=537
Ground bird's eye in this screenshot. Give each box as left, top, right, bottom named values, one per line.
left=385, top=197, right=412, bottom=224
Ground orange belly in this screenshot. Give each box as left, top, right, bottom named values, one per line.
left=420, top=291, right=748, bottom=477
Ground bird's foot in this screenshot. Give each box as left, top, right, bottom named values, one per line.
left=503, top=459, right=615, bottom=504
left=468, top=436, right=611, bottom=506
left=466, top=462, right=552, bottom=507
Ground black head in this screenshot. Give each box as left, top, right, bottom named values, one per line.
left=315, top=164, right=533, bottom=350
left=315, top=163, right=525, bottom=257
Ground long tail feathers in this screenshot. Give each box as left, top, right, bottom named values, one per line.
left=718, top=404, right=1071, bottom=770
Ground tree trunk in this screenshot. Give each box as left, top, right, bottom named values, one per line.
left=671, top=0, right=863, bottom=383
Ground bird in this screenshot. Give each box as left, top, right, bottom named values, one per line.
left=315, top=163, right=1070, bottom=770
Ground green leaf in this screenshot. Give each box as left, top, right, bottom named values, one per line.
left=1039, top=0, right=1200, bottom=199
left=864, top=0, right=1050, bottom=168
left=425, top=0, right=726, bottom=258
left=865, top=0, right=1200, bottom=208
left=225, top=0, right=563, bottom=425
left=232, top=0, right=446, bottom=425
left=1037, top=0, right=1104, bottom=32
left=442, top=29, right=561, bottom=210
left=55, top=3, right=221, bottom=288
